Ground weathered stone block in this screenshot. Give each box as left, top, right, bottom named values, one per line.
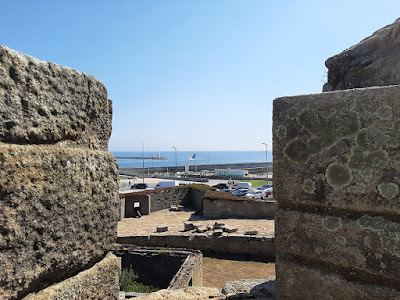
left=276, top=258, right=400, bottom=300
left=22, top=252, right=119, bottom=300
left=0, top=144, right=119, bottom=299
left=276, top=208, right=400, bottom=285
left=156, top=226, right=168, bottom=233
left=323, top=18, right=400, bottom=92
left=0, top=45, right=112, bottom=150
left=273, top=85, right=400, bottom=215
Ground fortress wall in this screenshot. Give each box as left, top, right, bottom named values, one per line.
left=273, top=85, right=400, bottom=299
left=0, top=45, right=119, bottom=299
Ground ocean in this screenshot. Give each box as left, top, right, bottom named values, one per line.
left=112, top=151, right=273, bottom=169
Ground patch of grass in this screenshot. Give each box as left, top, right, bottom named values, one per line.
left=241, top=180, right=272, bottom=188
left=119, top=267, right=159, bottom=293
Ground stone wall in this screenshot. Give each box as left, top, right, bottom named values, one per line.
left=113, top=245, right=202, bottom=289
left=150, top=188, right=191, bottom=212
left=120, top=185, right=211, bottom=218
left=273, top=85, right=400, bottom=299
left=117, top=235, right=275, bottom=260
left=203, top=198, right=277, bottom=219
left=0, top=46, right=119, bottom=299
left=323, top=18, right=400, bottom=92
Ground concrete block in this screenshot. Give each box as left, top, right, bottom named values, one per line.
left=156, top=226, right=168, bottom=233
left=212, top=229, right=223, bottom=236
left=213, top=222, right=225, bottom=229
left=196, top=226, right=208, bottom=233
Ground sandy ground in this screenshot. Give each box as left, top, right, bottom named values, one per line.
left=118, top=209, right=275, bottom=237
left=202, top=257, right=275, bottom=288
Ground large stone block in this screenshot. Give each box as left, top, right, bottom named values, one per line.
left=0, top=45, right=112, bottom=150
left=273, top=85, right=400, bottom=216
left=22, top=252, right=119, bottom=300
left=0, top=144, right=119, bottom=299
left=276, top=258, right=400, bottom=300
left=276, top=208, right=400, bottom=286
left=323, top=18, right=400, bottom=92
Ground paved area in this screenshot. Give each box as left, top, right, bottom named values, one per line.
left=118, top=209, right=275, bottom=237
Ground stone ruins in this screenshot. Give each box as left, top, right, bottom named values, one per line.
left=2, top=16, right=400, bottom=300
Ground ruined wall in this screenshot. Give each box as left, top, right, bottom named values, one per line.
left=113, top=246, right=203, bottom=290
left=0, top=45, right=119, bottom=299
left=273, top=85, right=400, bottom=299
left=323, top=18, right=400, bottom=92
left=150, top=188, right=191, bottom=212
left=203, top=198, right=277, bottom=219
left=123, top=194, right=151, bottom=217
left=117, top=235, right=275, bottom=260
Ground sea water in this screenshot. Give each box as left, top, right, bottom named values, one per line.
left=113, top=151, right=273, bottom=169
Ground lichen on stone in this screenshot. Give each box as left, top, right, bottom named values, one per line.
left=275, top=125, right=287, bottom=139
left=347, top=183, right=367, bottom=194
left=357, top=216, right=400, bottom=258
left=335, top=236, right=346, bottom=245
left=325, top=163, right=352, bottom=189
left=307, top=135, right=337, bottom=154
left=384, top=130, right=400, bottom=148
left=347, top=148, right=390, bottom=172
left=375, top=104, right=393, bottom=120
left=322, top=216, right=342, bottom=232
left=377, top=183, right=399, bottom=200
left=313, top=174, right=325, bottom=181
left=355, top=128, right=386, bottom=151
left=302, top=179, right=315, bottom=194
left=287, top=107, right=298, bottom=120
left=283, top=139, right=311, bottom=164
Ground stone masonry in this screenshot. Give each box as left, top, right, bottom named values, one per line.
left=323, top=18, right=400, bottom=92
left=0, top=45, right=119, bottom=299
left=273, top=85, right=400, bottom=299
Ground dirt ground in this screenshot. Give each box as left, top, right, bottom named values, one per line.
left=202, top=257, right=275, bottom=289
left=118, top=209, right=275, bottom=237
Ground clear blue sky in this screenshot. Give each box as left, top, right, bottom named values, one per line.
left=1, top=1, right=400, bottom=151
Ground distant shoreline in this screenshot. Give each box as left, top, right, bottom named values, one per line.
left=119, top=162, right=272, bottom=176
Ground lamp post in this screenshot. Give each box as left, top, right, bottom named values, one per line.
left=262, top=142, right=268, bottom=183
left=172, top=146, right=177, bottom=175
left=141, top=142, right=144, bottom=183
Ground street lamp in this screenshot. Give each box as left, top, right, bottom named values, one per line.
left=172, top=146, right=178, bottom=175
left=262, top=142, right=268, bottom=183
left=141, top=142, right=145, bottom=183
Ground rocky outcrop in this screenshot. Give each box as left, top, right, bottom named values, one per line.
left=323, top=18, right=400, bottom=91
left=0, top=46, right=119, bottom=299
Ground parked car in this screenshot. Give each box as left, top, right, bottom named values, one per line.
left=233, top=182, right=252, bottom=189
left=257, top=184, right=273, bottom=190
left=131, top=183, right=148, bottom=189
left=245, top=190, right=267, bottom=199
left=232, top=188, right=251, bottom=197
left=213, top=183, right=230, bottom=190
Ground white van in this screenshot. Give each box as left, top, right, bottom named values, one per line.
left=154, top=181, right=179, bottom=190
left=233, top=182, right=252, bottom=189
